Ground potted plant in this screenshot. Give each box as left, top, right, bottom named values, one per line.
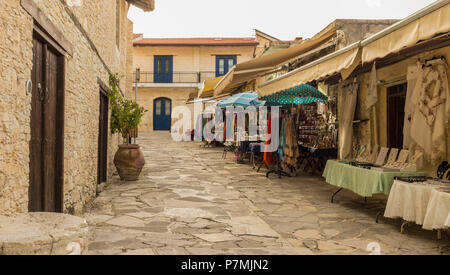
left=108, top=73, right=147, bottom=181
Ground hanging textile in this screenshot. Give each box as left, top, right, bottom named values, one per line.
left=403, top=65, right=420, bottom=149
left=284, top=117, right=299, bottom=167
left=223, top=114, right=226, bottom=142
left=194, top=114, right=203, bottom=140
left=278, top=118, right=286, bottom=161
left=410, top=59, right=450, bottom=165
left=338, top=82, right=358, bottom=160
left=367, top=62, right=378, bottom=110
left=264, top=116, right=274, bottom=165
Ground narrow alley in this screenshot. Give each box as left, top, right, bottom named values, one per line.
left=85, top=133, right=449, bottom=255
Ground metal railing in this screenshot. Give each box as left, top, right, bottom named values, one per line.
left=132, top=71, right=217, bottom=84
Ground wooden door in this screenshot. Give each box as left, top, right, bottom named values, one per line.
left=153, top=97, right=172, bottom=131
left=154, top=55, right=173, bottom=83
left=387, top=83, right=407, bottom=149
left=29, top=34, right=64, bottom=212
left=97, top=90, right=109, bottom=184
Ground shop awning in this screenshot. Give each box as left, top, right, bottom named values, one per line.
left=258, top=0, right=450, bottom=98
left=258, top=44, right=361, bottom=97
left=361, top=0, right=450, bottom=63
left=213, top=28, right=338, bottom=97
left=198, top=76, right=222, bottom=98
left=260, top=84, right=328, bottom=105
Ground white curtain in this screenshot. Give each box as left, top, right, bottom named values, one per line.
left=338, top=82, right=358, bottom=160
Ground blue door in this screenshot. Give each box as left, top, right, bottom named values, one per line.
left=216, top=55, right=237, bottom=77
left=154, top=55, right=173, bottom=83
left=153, top=97, right=172, bottom=131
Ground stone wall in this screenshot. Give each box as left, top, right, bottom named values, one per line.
left=0, top=0, right=34, bottom=215
left=0, top=0, right=136, bottom=216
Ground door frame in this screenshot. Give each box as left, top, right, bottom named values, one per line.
left=387, top=82, right=407, bottom=149
left=29, top=25, right=65, bottom=212
left=153, top=97, right=172, bottom=131
left=97, top=87, right=109, bottom=185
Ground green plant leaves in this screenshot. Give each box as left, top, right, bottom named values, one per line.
left=107, top=73, right=148, bottom=142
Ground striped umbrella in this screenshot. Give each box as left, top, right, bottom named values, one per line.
left=217, top=92, right=260, bottom=108
left=260, top=84, right=328, bottom=105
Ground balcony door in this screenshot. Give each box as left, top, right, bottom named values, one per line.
left=154, top=55, right=173, bottom=83
left=153, top=97, right=172, bottom=131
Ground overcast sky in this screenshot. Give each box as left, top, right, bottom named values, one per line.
left=128, top=0, right=437, bottom=40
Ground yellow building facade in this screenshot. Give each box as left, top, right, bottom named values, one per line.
left=132, top=38, right=257, bottom=132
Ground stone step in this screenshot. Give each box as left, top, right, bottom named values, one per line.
left=0, top=212, right=89, bottom=255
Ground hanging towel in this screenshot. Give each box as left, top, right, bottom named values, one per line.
left=264, top=116, right=274, bottom=165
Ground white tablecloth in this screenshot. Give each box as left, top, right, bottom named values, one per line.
left=423, top=188, right=450, bottom=230
left=385, top=180, right=450, bottom=230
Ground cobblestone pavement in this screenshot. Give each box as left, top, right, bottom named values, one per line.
left=85, top=133, right=449, bottom=255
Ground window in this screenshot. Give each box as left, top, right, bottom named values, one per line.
left=155, top=100, right=162, bottom=115
left=216, top=55, right=237, bottom=77
left=165, top=100, right=171, bottom=116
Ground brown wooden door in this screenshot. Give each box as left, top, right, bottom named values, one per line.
left=97, top=90, right=109, bottom=184
left=387, top=83, right=407, bottom=149
left=29, top=34, right=64, bottom=212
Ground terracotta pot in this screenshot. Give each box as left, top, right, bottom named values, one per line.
left=114, top=144, right=145, bottom=181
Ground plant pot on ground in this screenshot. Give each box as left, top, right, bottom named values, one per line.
left=108, top=73, right=148, bottom=181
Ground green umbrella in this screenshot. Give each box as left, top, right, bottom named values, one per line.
left=260, top=84, right=328, bottom=105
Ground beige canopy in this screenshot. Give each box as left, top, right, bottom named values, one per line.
left=213, top=28, right=338, bottom=97
left=361, top=0, right=450, bottom=63
left=257, top=0, right=450, bottom=98
left=258, top=44, right=361, bottom=97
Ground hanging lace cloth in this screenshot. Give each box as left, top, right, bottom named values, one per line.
left=404, top=65, right=420, bottom=149
left=410, top=59, right=450, bottom=166
left=367, top=62, right=378, bottom=109
left=338, top=82, right=358, bottom=160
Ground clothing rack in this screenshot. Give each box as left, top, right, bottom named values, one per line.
left=266, top=108, right=296, bottom=179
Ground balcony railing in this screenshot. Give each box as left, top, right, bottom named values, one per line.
left=132, top=71, right=217, bottom=84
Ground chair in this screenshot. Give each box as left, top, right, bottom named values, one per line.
left=222, top=142, right=236, bottom=159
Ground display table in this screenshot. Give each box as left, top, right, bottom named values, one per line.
left=423, top=188, right=450, bottom=230
left=384, top=180, right=450, bottom=238
left=323, top=160, right=428, bottom=198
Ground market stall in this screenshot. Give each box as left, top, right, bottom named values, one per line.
left=384, top=177, right=450, bottom=239
left=259, top=84, right=337, bottom=178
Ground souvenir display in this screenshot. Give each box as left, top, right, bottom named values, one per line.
left=375, top=147, right=390, bottom=166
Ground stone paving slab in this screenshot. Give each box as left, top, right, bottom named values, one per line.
left=85, top=133, right=450, bottom=255
left=0, top=212, right=89, bottom=255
